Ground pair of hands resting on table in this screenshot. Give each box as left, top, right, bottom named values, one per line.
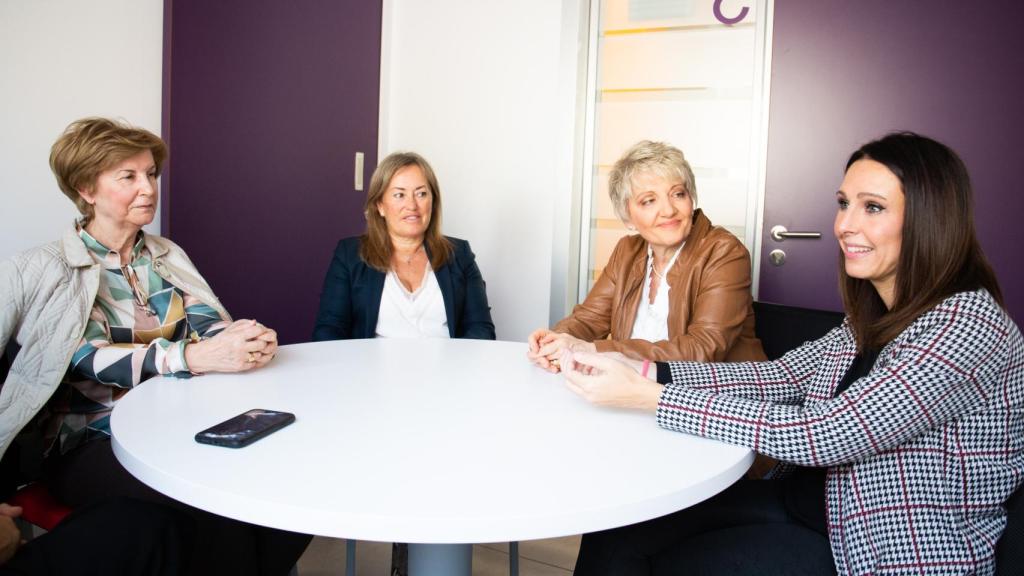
left=526, top=329, right=597, bottom=372
left=185, top=319, right=278, bottom=374
left=553, top=350, right=663, bottom=413
left=0, top=503, right=23, bottom=566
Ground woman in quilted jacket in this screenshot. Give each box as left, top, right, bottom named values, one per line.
left=0, top=118, right=309, bottom=575
left=564, top=132, right=1023, bottom=575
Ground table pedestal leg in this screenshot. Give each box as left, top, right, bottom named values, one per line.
left=408, top=543, right=472, bottom=576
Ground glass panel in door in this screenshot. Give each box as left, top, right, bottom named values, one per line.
left=580, top=0, right=771, bottom=297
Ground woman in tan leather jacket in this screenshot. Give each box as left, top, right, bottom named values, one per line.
left=528, top=140, right=765, bottom=368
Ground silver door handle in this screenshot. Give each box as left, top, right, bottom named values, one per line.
left=771, top=225, right=821, bottom=242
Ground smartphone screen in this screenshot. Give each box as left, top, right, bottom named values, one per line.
left=194, top=409, right=296, bottom=448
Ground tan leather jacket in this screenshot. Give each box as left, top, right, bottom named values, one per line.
left=0, top=224, right=230, bottom=461
left=554, top=210, right=765, bottom=362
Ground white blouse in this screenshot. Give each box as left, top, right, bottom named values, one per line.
left=629, top=243, right=685, bottom=342
left=375, top=263, right=450, bottom=339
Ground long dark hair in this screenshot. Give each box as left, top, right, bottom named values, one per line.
left=840, top=132, right=1003, bottom=350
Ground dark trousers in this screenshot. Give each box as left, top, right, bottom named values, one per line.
left=43, top=439, right=311, bottom=576
left=574, top=479, right=836, bottom=576
left=1, top=497, right=193, bottom=575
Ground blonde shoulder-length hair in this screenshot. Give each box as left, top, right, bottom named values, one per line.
left=360, top=151, right=452, bottom=272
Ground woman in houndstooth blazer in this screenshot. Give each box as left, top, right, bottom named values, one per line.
left=563, top=132, right=1023, bottom=575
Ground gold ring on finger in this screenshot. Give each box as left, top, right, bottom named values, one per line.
left=247, top=352, right=257, bottom=363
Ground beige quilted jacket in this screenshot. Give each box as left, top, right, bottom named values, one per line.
left=0, top=224, right=230, bottom=460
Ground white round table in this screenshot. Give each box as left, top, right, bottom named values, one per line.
left=112, top=339, right=751, bottom=575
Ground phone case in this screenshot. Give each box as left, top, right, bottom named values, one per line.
left=194, top=409, right=296, bottom=448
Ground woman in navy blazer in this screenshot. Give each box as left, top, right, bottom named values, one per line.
left=312, top=152, right=495, bottom=341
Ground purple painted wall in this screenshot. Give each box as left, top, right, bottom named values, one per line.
left=162, top=0, right=382, bottom=343
left=759, top=0, right=1024, bottom=322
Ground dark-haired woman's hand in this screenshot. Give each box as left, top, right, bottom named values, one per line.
left=561, top=351, right=661, bottom=411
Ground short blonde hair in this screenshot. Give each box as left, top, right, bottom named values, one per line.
left=607, top=140, right=697, bottom=223
left=50, top=117, right=167, bottom=223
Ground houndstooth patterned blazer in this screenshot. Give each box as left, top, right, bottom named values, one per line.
left=657, top=289, right=1024, bottom=575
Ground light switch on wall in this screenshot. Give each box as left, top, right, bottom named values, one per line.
left=354, top=152, right=364, bottom=191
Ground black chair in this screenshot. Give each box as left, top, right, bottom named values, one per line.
left=0, top=342, right=42, bottom=483
left=752, top=301, right=845, bottom=360
left=996, top=482, right=1024, bottom=575
left=0, top=341, right=14, bottom=385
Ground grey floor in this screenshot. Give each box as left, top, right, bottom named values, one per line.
left=297, top=535, right=581, bottom=576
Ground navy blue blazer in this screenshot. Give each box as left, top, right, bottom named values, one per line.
left=312, top=236, right=496, bottom=341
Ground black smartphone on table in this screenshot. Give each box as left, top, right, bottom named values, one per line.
left=194, top=409, right=296, bottom=448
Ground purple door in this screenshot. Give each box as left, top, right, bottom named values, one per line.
left=161, top=0, right=381, bottom=344
left=759, top=1, right=1024, bottom=322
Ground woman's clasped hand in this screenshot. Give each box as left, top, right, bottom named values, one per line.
left=184, top=319, right=278, bottom=373
left=526, top=329, right=595, bottom=373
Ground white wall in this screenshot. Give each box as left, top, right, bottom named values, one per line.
left=380, top=0, right=584, bottom=341
left=0, top=0, right=163, bottom=259
left=3, top=0, right=582, bottom=341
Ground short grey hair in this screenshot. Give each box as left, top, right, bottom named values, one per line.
left=607, top=140, right=697, bottom=223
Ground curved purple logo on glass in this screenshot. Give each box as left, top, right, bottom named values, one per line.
left=713, top=0, right=749, bottom=26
